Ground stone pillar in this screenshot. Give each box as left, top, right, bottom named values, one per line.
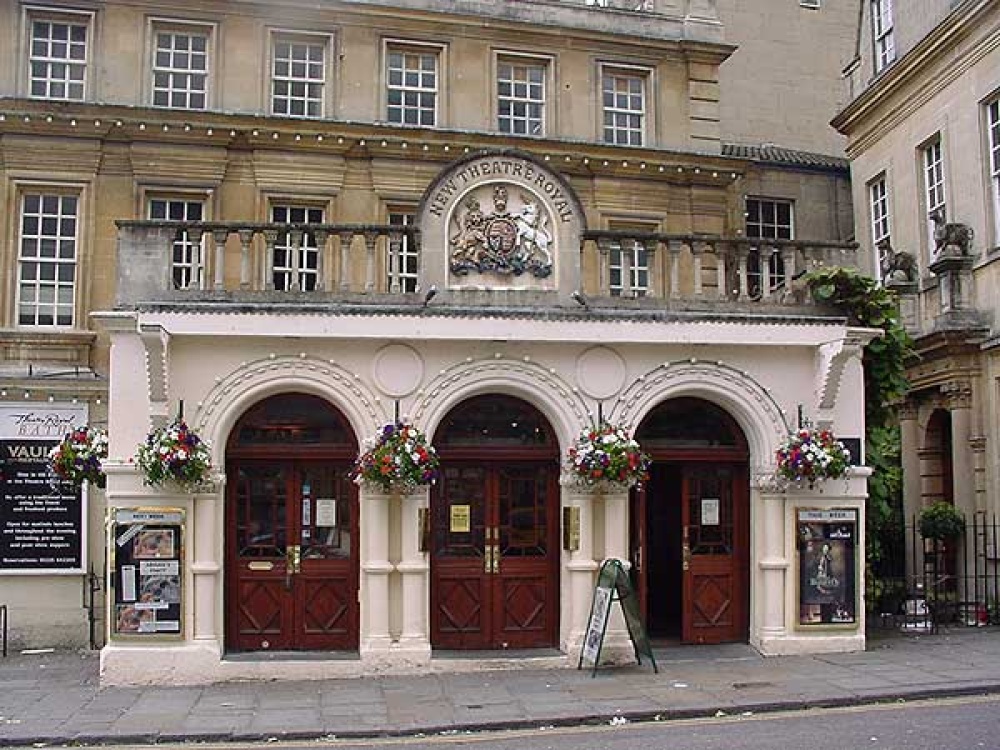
left=191, top=490, right=221, bottom=641
left=360, top=486, right=393, bottom=658
left=898, top=401, right=921, bottom=582
left=944, top=382, right=975, bottom=519
left=397, top=486, right=431, bottom=659
left=563, top=482, right=597, bottom=653
left=601, top=484, right=631, bottom=653
left=757, top=483, right=788, bottom=639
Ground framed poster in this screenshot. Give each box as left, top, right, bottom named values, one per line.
left=110, top=508, right=184, bottom=638
left=796, top=508, right=858, bottom=628
left=0, top=403, right=89, bottom=575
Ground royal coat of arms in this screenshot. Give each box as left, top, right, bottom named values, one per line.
left=450, top=185, right=553, bottom=278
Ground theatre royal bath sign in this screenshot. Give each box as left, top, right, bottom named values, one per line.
left=419, top=151, right=584, bottom=293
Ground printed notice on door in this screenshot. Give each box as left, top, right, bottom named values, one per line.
left=449, top=504, right=471, bottom=533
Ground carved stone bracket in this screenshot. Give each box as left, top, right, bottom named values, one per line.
left=139, top=323, right=170, bottom=429
left=816, top=329, right=871, bottom=412
left=940, top=379, right=973, bottom=410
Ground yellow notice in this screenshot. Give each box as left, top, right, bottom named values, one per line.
left=449, top=504, right=471, bottom=533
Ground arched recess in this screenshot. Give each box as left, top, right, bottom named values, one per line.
left=632, top=396, right=751, bottom=645
left=224, top=392, right=360, bottom=653
left=411, top=354, right=589, bottom=455
left=429, top=394, right=561, bottom=650
left=613, top=360, right=789, bottom=479
left=924, top=409, right=954, bottom=507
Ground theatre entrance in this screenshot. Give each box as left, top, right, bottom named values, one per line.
left=430, top=395, right=560, bottom=650
left=225, top=393, right=359, bottom=652
left=631, top=397, right=750, bottom=644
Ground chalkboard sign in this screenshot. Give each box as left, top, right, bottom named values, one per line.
left=0, top=404, right=88, bottom=574
left=578, top=558, right=657, bottom=676
left=110, top=508, right=185, bottom=638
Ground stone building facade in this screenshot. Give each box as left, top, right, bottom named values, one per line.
left=832, top=0, right=1000, bottom=582
left=0, top=0, right=867, bottom=683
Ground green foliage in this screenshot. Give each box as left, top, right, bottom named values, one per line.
left=805, top=267, right=912, bottom=577
left=918, top=501, right=966, bottom=541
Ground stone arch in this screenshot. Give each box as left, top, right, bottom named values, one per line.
left=612, top=359, right=790, bottom=478
left=195, top=354, right=383, bottom=467
left=410, top=354, right=590, bottom=453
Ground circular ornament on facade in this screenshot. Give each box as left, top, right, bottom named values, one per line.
left=372, top=344, right=424, bottom=398
left=576, top=346, right=627, bottom=400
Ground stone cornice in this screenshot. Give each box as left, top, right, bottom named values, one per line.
left=831, top=0, right=997, bottom=151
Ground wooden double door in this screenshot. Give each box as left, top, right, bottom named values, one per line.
left=430, top=463, right=559, bottom=650
left=632, top=462, right=749, bottom=644
left=225, top=461, right=358, bottom=652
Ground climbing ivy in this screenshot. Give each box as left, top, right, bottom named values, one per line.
left=805, top=267, right=913, bottom=586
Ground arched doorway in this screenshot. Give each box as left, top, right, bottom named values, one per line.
left=225, top=393, right=359, bottom=652
left=430, top=394, right=560, bottom=650
left=632, top=397, right=750, bottom=644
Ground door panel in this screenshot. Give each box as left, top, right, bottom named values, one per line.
left=227, top=461, right=358, bottom=652
left=431, top=463, right=557, bottom=650
left=682, top=465, right=741, bottom=644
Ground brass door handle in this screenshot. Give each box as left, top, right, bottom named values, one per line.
left=682, top=543, right=691, bottom=571
left=492, top=543, right=500, bottom=574
left=484, top=544, right=493, bottom=574
left=285, top=544, right=301, bottom=590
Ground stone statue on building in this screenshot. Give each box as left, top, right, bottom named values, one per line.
left=878, top=239, right=918, bottom=284
left=931, top=209, right=974, bottom=259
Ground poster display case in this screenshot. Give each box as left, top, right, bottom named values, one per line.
left=109, top=507, right=185, bottom=638
left=796, top=507, right=858, bottom=629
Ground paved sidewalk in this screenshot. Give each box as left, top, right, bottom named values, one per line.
left=2, top=629, right=1000, bottom=747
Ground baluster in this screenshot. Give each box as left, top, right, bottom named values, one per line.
left=288, top=229, right=304, bottom=291
left=736, top=242, right=750, bottom=299
left=312, top=228, right=329, bottom=292
left=760, top=245, right=774, bottom=299
left=262, top=228, right=279, bottom=291
left=668, top=240, right=681, bottom=299
left=364, top=231, right=378, bottom=293
left=782, top=244, right=797, bottom=283
left=692, top=242, right=704, bottom=297
left=597, top=237, right=613, bottom=296
left=711, top=242, right=726, bottom=299
left=211, top=229, right=228, bottom=291
left=388, top=229, right=403, bottom=294
left=237, top=229, right=253, bottom=290
left=338, top=230, right=353, bottom=293
left=186, top=227, right=205, bottom=290
left=644, top=238, right=660, bottom=299
left=622, top=237, right=635, bottom=297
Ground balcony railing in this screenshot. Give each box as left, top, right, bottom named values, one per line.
left=115, top=221, right=858, bottom=311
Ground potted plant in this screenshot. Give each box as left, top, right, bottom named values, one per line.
left=918, top=501, right=965, bottom=542
left=48, top=425, right=108, bottom=489
left=775, top=427, right=851, bottom=488
left=351, top=420, right=440, bottom=493
left=135, top=419, right=213, bottom=490
left=567, top=422, right=650, bottom=489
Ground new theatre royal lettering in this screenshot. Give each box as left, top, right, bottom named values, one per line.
left=428, top=157, right=575, bottom=223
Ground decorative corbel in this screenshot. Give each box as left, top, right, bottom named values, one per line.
left=816, top=328, right=877, bottom=413
left=140, top=323, right=171, bottom=429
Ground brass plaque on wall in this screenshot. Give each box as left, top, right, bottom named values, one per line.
left=563, top=506, right=581, bottom=551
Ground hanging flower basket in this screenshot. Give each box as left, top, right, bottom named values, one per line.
left=48, top=425, right=108, bottom=489
left=135, top=419, right=213, bottom=490
left=351, top=421, right=440, bottom=494
left=775, top=427, right=851, bottom=488
left=567, top=422, right=650, bottom=489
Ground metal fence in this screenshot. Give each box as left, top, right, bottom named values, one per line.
left=870, top=513, right=1000, bottom=632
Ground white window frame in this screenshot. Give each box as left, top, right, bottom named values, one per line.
left=384, top=40, right=442, bottom=127
left=16, top=188, right=81, bottom=328
left=495, top=52, right=549, bottom=137
left=147, top=196, right=207, bottom=291
left=600, top=63, right=649, bottom=147
left=269, top=30, right=331, bottom=119
left=745, top=197, right=794, bottom=294
left=869, top=176, right=892, bottom=279
left=922, top=137, right=946, bottom=255
left=270, top=204, right=324, bottom=292
left=149, top=19, right=213, bottom=111
left=23, top=6, right=93, bottom=101
left=387, top=209, right=418, bottom=294
left=871, top=0, right=895, bottom=74
left=987, top=97, right=1000, bottom=247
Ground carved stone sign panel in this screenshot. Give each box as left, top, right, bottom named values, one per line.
left=418, top=150, right=584, bottom=298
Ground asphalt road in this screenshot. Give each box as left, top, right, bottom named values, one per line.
left=95, top=694, right=1000, bottom=750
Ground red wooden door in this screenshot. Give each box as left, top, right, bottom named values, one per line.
left=431, top=462, right=557, bottom=650
left=227, top=461, right=358, bottom=651
left=681, top=464, right=745, bottom=644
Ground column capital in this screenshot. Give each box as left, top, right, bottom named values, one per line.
left=940, top=380, right=973, bottom=409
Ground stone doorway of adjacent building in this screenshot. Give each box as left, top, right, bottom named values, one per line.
left=632, top=397, right=750, bottom=644
left=430, top=394, right=560, bottom=651
left=224, top=393, right=359, bottom=653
